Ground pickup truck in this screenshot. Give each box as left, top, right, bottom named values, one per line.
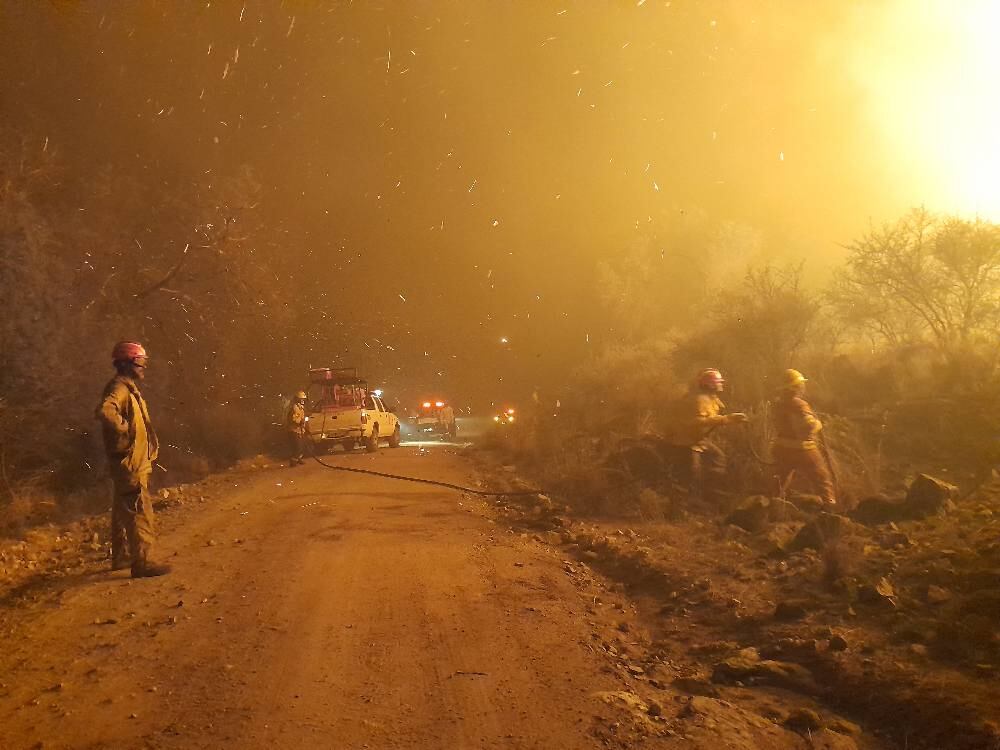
left=410, top=399, right=457, bottom=438
left=304, top=367, right=400, bottom=453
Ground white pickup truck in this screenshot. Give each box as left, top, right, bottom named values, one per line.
left=304, top=368, right=400, bottom=453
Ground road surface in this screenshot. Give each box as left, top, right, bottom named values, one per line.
left=0, top=443, right=633, bottom=750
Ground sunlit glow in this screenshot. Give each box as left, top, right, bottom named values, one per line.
left=845, top=0, right=1000, bottom=218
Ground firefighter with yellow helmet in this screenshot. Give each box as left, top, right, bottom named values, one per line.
left=287, top=390, right=308, bottom=466
left=771, top=369, right=836, bottom=505
left=666, top=368, right=748, bottom=501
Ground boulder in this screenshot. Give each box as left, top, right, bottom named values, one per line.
left=925, top=585, right=953, bottom=605
left=784, top=707, right=822, bottom=732
left=711, top=648, right=817, bottom=693
left=725, top=496, right=772, bottom=533
left=905, top=474, right=957, bottom=518
left=851, top=494, right=908, bottom=525
left=774, top=601, right=810, bottom=622
left=858, top=577, right=896, bottom=608
left=787, top=512, right=851, bottom=552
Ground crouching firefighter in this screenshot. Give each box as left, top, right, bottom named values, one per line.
left=771, top=369, right=836, bottom=506
left=666, top=368, right=748, bottom=501
left=95, top=342, right=171, bottom=578
left=287, top=391, right=308, bottom=467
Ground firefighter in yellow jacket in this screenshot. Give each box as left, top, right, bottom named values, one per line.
left=667, top=368, right=748, bottom=500
left=772, top=369, right=836, bottom=506
left=287, top=391, right=308, bottom=467
left=95, top=342, right=171, bottom=577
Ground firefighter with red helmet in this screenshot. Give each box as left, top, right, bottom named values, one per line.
left=771, top=369, right=836, bottom=505
left=95, top=342, right=171, bottom=577
left=666, top=368, right=748, bottom=501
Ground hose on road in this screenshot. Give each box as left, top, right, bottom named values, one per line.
left=306, top=441, right=545, bottom=497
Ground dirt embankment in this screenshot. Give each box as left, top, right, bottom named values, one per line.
left=476, top=455, right=1000, bottom=750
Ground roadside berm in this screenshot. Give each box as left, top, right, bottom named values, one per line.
left=479, top=453, right=1000, bottom=750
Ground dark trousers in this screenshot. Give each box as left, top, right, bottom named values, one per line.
left=774, top=445, right=835, bottom=504
left=288, top=431, right=305, bottom=464
left=110, top=469, right=155, bottom=565
left=666, top=442, right=726, bottom=500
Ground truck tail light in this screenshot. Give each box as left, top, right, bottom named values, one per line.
left=361, top=412, right=368, bottom=424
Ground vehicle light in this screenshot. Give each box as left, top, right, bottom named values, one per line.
left=373, top=389, right=383, bottom=397
left=507, top=416, right=515, bottom=422
left=493, top=416, right=500, bottom=422
left=304, top=416, right=310, bottom=422
left=506, top=408, right=515, bottom=414
left=435, top=401, right=444, bottom=408
left=361, top=412, right=368, bottom=424
left=422, top=401, right=432, bottom=408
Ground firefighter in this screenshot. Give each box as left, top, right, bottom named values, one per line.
left=287, top=391, right=308, bottom=466
left=95, top=341, right=171, bottom=578
left=666, top=368, right=748, bottom=501
left=771, top=368, right=836, bottom=506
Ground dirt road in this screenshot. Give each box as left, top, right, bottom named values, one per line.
left=0, top=443, right=642, bottom=750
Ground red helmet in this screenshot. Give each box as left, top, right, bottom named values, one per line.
left=697, top=368, right=725, bottom=388
left=112, top=341, right=148, bottom=363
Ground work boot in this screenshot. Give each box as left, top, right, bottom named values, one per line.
left=131, top=561, right=172, bottom=578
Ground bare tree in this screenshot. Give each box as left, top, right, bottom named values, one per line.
left=829, top=209, right=1000, bottom=359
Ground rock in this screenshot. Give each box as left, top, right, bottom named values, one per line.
left=905, top=474, right=957, bottom=518
left=784, top=707, right=822, bottom=732
left=925, top=584, right=952, bottom=605
left=788, top=494, right=827, bottom=513
left=725, top=496, right=773, bottom=533
left=910, top=644, right=929, bottom=656
left=851, top=494, right=908, bottom=525
left=757, top=523, right=801, bottom=557
left=711, top=649, right=817, bottom=694
left=858, top=577, right=896, bottom=608
left=828, top=717, right=862, bottom=736
left=787, top=512, right=850, bottom=552
left=647, top=700, right=663, bottom=717
left=544, top=531, right=562, bottom=546
left=774, top=600, right=810, bottom=621
left=671, top=676, right=721, bottom=697
left=810, top=728, right=860, bottom=749
left=879, top=530, right=911, bottom=549
left=827, top=634, right=849, bottom=652
left=158, top=489, right=170, bottom=500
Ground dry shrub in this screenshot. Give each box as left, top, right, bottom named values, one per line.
left=0, top=478, right=106, bottom=538
left=175, top=404, right=269, bottom=469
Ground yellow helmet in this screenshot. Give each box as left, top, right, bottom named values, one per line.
left=782, top=369, right=807, bottom=389
left=295, top=390, right=307, bottom=400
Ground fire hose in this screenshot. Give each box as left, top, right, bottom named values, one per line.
left=304, top=438, right=545, bottom=497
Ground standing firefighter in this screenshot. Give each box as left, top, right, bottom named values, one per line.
left=95, top=342, right=171, bottom=578
left=287, top=391, right=308, bottom=467
left=666, top=368, right=748, bottom=501
left=772, top=369, right=836, bottom=506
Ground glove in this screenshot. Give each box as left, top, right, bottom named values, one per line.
left=726, top=412, right=749, bottom=424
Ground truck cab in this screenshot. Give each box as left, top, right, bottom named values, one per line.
left=304, top=367, right=400, bottom=452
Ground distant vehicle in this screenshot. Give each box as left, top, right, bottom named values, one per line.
left=304, top=367, right=400, bottom=453
left=493, top=407, right=516, bottom=426
left=410, top=399, right=457, bottom=438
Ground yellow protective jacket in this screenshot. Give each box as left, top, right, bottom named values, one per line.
left=668, top=392, right=730, bottom=450
left=287, top=401, right=306, bottom=435
left=772, top=393, right=822, bottom=450
left=95, top=375, right=159, bottom=475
